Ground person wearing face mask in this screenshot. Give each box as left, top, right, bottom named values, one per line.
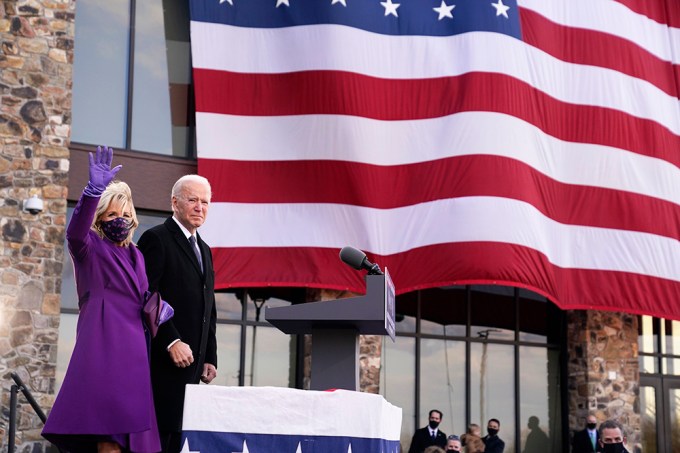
left=445, top=434, right=463, bottom=452
left=482, top=419, right=505, bottom=453
left=408, top=409, right=448, bottom=453
left=42, top=146, right=160, bottom=453
left=572, top=414, right=599, bottom=453
left=598, top=419, right=630, bottom=453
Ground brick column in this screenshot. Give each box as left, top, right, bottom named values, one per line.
left=0, top=1, right=74, bottom=452
left=566, top=310, right=640, bottom=446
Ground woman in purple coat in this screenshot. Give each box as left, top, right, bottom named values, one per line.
left=42, top=147, right=160, bottom=453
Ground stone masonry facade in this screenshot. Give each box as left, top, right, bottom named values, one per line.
left=0, top=1, right=74, bottom=452
left=567, top=310, right=640, bottom=450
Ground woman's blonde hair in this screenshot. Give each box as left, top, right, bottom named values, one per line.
left=92, top=181, right=139, bottom=246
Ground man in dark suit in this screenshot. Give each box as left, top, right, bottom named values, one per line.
left=482, top=418, right=505, bottom=453
left=408, top=409, right=447, bottom=453
left=138, top=174, right=217, bottom=453
left=572, top=414, right=599, bottom=453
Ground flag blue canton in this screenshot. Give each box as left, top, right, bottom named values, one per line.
left=190, top=0, right=522, bottom=38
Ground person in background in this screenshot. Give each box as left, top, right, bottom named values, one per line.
left=572, top=414, right=599, bottom=453
left=42, top=146, right=160, bottom=453
left=598, top=419, right=631, bottom=453
left=482, top=419, right=505, bottom=453
left=138, top=174, right=217, bottom=453
left=446, top=434, right=463, bottom=452
left=408, top=409, right=448, bottom=453
left=461, top=423, right=485, bottom=453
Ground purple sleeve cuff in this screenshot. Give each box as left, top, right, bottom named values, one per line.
left=83, top=181, right=105, bottom=198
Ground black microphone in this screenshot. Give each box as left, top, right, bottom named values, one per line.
left=339, top=246, right=384, bottom=275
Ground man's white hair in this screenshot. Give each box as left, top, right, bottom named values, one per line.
left=171, top=174, right=212, bottom=200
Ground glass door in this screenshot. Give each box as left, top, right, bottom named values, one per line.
left=640, top=376, right=680, bottom=453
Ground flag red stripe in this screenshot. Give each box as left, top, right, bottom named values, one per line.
left=200, top=156, right=680, bottom=239
left=612, top=0, right=680, bottom=29
left=193, top=69, right=680, bottom=167
left=520, top=7, right=680, bottom=97
left=212, top=244, right=680, bottom=318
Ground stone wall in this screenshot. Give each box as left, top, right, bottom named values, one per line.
left=567, top=310, right=640, bottom=448
left=303, top=288, right=383, bottom=393
left=0, top=1, right=74, bottom=452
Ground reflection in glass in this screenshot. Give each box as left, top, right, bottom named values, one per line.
left=212, top=324, right=241, bottom=387
left=215, top=292, right=242, bottom=321
left=380, top=336, right=415, bottom=451
left=638, top=316, right=657, bottom=354
left=247, top=296, right=289, bottom=322
left=71, top=0, right=130, bottom=147
left=671, top=388, right=680, bottom=453
left=471, top=342, right=515, bottom=453
left=665, top=320, right=680, bottom=357
left=639, top=385, right=657, bottom=453
left=131, top=0, right=173, bottom=154
left=518, top=293, right=551, bottom=343
left=639, top=354, right=658, bottom=374
left=420, top=287, right=467, bottom=336
left=471, top=286, right=514, bottom=341
left=519, top=347, right=561, bottom=452
left=419, top=339, right=465, bottom=437
left=244, top=326, right=294, bottom=388
left=55, top=314, right=78, bottom=392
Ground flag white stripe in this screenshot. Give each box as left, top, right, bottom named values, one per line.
left=191, top=22, right=680, bottom=134
left=519, top=0, right=680, bottom=64
left=197, top=112, right=680, bottom=205
left=200, top=197, right=680, bottom=281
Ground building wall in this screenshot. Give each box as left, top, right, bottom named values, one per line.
left=567, top=310, right=640, bottom=447
left=0, top=1, right=74, bottom=452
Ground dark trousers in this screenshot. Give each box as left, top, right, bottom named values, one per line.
left=159, top=431, right=182, bottom=453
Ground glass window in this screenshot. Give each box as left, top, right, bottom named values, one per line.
left=519, top=347, right=561, bottom=452
left=380, top=336, right=416, bottom=451
left=639, top=385, right=657, bottom=453
left=130, top=0, right=173, bottom=154
left=71, top=0, right=194, bottom=156
left=518, top=290, right=553, bottom=344
left=215, top=292, right=242, bottom=321
left=670, top=388, right=680, bottom=453
left=421, top=287, right=467, bottom=337
left=71, top=0, right=130, bottom=147
left=419, top=338, right=466, bottom=437
left=212, top=323, right=242, bottom=387
left=471, top=286, right=515, bottom=341
left=470, top=342, right=515, bottom=452
left=244, top=326, right=295, bottom=387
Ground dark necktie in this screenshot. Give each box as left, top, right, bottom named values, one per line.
left=431, top=431, right=436, bottom=442
left=189, top=235, right=203, bottom=273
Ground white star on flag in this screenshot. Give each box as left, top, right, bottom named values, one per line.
left=231, top=440, right=250, bottom=453
left=295, top=442, right=302, bottom=453
left=331, top=0, right=347, bottom=5
left=347, top=443, right=352, bottom=453
left=219, top=0, right=233, bottom=5
left=380, top=0, right=400, bottom=17
left=433, top=1, right=455, bottom=20
left=276, top=0, right=290, bottom=7
left=180, top=439, right=200, bottom=453
left=491, top=0, right=510, bottom=18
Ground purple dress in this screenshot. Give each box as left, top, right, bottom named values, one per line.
left=42, top=194, right=160, bottom=453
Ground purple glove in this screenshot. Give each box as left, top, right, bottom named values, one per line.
left=84, top=145, right=122, bottom=197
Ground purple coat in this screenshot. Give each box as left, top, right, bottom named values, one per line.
left=42, top=194, right=160, bottom=453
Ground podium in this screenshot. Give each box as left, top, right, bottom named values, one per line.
left=265, top=270, right=396, bottom=391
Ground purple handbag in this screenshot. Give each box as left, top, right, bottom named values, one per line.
left=143, top=291, right=174, bottom=338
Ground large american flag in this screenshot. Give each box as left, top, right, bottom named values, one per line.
left=190, top=0, right=680, bottom=319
